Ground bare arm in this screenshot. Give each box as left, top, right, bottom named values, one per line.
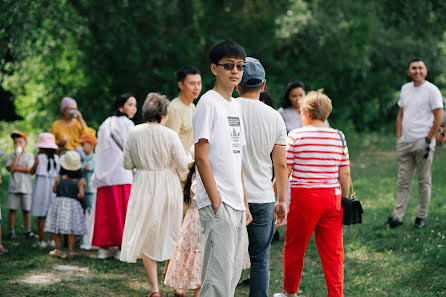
left=339, top=166, right=351, bottom=197
left=6, top=154, right=20, bottom=172
left=427, top=108, right=443, bottom=140
left=77, top=178, right=86, bottom=199
left=241, top=167, right=252, bottom=226
left=7, top=154, right=32, bottom=173
left=396, top=107, right=403, bottom=139
left=272, top=146, right=288, bottom=226
left=195, top=139, right=221, bottom=214
left=30, top=156, right=39, bottom=175
left=76, top=110, right=87, bottom=130
left=53, top=175, right=60, bottom=193
left=272, top=146, right=287, bottom=203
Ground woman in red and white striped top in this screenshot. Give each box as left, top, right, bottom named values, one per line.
left=275, top=90, right=351, bottom=297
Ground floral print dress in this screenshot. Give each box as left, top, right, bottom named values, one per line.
left=164, top=182, right=201, bottom=290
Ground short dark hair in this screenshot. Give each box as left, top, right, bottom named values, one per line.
left=142, top=92, right=170, bottom=123
left=209, top=40, right=246, bottom=65
left=238, top=79, right=263, bottom=96
left=112, top=93, right=136, bottom=117
left=408, top=58, right=425, bottom=68
left=177, top=66, right=201, bottom=83
left=281, top=80, right=305, bottom=109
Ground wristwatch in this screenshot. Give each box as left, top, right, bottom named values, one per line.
left=425, top=137, right=431, bottom=144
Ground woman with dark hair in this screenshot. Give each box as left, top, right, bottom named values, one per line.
left=278, top=81, right=307, bottom=134
left=120, top=93, right=191, bottom=297
left=279, top=81, right=329, bottom=134
left=92, top=93, right=137, bottom=259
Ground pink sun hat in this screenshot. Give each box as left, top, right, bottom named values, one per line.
left=35, top=133, right=58, bottom=149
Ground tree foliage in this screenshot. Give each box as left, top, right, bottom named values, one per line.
left=1, top=0, right=445, bottom=132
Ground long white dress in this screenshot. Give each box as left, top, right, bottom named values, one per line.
left=120, top=123, right=191, bottom=263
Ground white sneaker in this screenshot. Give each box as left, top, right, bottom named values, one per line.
left=97, top=247, right=115, bottom=259
left=114, top=250, right=121, bottom=260
left=48, top=240, right=56, bottom=248
left=36, top=241, right=48, bottom=248
left=273, top=293, right=287, bottom=297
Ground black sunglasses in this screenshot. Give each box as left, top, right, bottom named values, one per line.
left=217, top=63, right=245, bottom=71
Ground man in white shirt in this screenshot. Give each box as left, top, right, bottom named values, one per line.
left=235, top=57, right=288, bottom=297
left=193, top=40, right=252, bottom=297
left=386, top=59, right=443, bottom=229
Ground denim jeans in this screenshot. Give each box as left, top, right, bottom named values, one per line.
left=247, top=202, right=275, bottom=297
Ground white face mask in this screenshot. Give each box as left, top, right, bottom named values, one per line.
left=15, top=146, right=23, bottom=155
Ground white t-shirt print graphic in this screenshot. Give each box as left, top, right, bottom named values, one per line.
left=193, top=90, right=246, bottom=211
left=228, top=116, right=242, bottom=154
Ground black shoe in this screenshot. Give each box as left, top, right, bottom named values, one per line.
left=414, top=218, right=425, bottom=229
left=8, top=231, right=17, bottom=239
left=385, top=217, right=403, bottom=228
left=240, top=277, right=250, bottom=286
left=25, top=231, right=36, bottom=239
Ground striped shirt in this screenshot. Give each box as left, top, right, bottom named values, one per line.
left=286, top=126, right=350, bottom=189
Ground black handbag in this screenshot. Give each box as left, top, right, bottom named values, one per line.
left=337, top=130, right=363, bottom=225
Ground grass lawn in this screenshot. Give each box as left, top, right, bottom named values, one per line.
left=1, top=135, right=445, bottom=296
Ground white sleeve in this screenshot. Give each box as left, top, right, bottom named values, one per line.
left=193, top=99, right=215, bottom=143
left=171, top=132, right=192, bottom=172
left=431, top=87, right=444, bottom=110
left=123, top=131, right=135, bottom=170
left=397, top=86, right=405, bottom=108
left=6, top=154, right=14, bottom=167
left=275, top=113, right=287, bottom=147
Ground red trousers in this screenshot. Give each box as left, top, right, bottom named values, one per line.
left=283, top=187, right=344, bottom=297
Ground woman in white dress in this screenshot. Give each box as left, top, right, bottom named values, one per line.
left=120, top=93, right=191, bottom=297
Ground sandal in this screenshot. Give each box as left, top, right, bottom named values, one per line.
left=148, top=292, right=160, bottom=297
left=67, top=251, right=76, bottom=259
left=49, top=249, right=63, bottom=258
left=174, top=289, right=186, bottom=297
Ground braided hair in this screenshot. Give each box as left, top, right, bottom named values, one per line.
left=43, top=148, right=57, bottom=172
left=183, top=162, right=196, bottom=207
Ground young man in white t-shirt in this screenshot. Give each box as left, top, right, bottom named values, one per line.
left=193, top=40, right=252, bottom=297
left=386, top=58, right=443, bottom=229
left=235, top=57, right=288, bottom=297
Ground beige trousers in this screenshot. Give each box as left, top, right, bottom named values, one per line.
left=392, top=138, right=435, bottom=222
left=199, top=202, right=246, bottom=297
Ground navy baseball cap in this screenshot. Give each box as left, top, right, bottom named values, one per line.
left=239, top=57, right=265, bottom=87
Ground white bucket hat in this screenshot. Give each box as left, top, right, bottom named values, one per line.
left=60, top=151, right=82, bottom=171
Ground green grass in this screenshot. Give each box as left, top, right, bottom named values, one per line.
left=1, top=135, right=446, bottom=296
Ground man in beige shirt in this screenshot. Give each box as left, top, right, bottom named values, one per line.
left=166, top=66, right=202, bottom=180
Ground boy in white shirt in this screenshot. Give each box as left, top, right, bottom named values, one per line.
left=193, top=40, right=252, bottom=297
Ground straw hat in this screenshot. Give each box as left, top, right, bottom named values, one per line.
left=35, top=133, right=58, bottom=149
left=60, top=151, right=82, bottom=171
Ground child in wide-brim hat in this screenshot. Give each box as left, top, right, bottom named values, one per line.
left=44, top=151, right=87, bottom=258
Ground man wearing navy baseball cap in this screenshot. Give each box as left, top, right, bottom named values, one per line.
left=236, top=57, right=288, bottom=297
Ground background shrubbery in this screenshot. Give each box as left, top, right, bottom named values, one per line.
left=1, top=0, right=446, bottom=134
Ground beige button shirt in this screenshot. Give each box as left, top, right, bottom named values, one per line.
left=165, top=97, right=195, bottom=182
left=165, top=97, right=195, bottom=154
